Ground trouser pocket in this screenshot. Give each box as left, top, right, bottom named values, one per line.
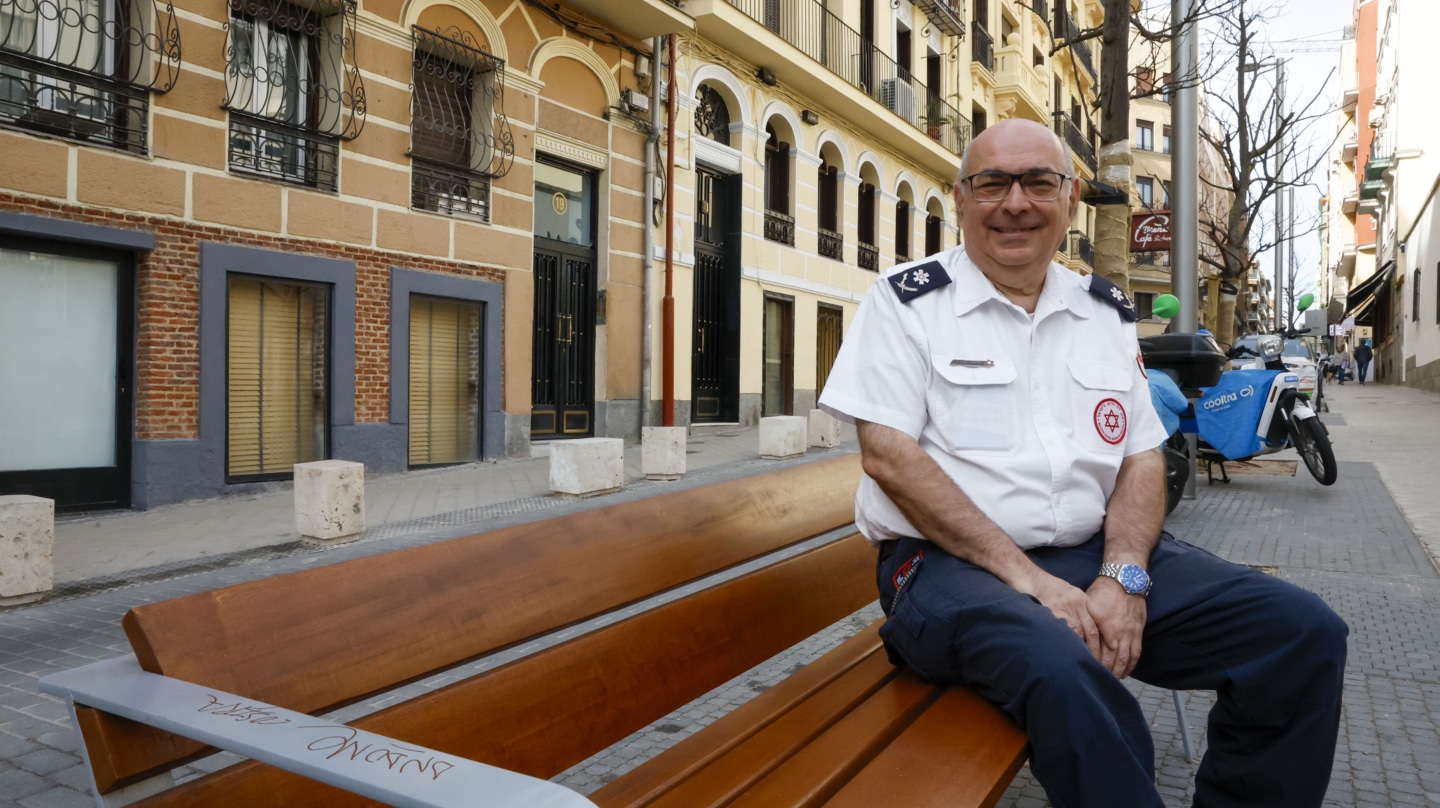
left=876, top=546, right=962, bottom=683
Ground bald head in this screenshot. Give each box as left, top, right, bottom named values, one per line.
left=958, top=118, right=1068, bottom=184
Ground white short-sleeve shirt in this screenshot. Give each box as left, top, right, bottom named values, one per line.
left=819, top=246, right=1168, bottom=550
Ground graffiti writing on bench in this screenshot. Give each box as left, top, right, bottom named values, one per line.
left=197, top=695, right=292, bottom=725
left=300, top=726, right=456, bottom=781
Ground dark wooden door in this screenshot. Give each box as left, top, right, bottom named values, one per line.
left=692, top=167, right=740, bottom=423
left=763, top=295, right=795, bottom=416
left=531, top=245, right=595, bottom=437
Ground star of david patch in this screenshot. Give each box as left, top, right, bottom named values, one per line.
left=888, top=260, right=952, bottom=303
left=1088, top=274, right=1138, bottom=322
left=1094, top=398, right=1127, bottom=445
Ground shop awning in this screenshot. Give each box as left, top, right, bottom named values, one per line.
left=1343, top=262, right=1394, bottom=320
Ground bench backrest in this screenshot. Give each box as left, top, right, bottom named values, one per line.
left=127, top=532, right=880, bottom=807
left=80, top=455, right=862, bottom=793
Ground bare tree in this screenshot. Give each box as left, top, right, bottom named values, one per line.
left=1195, top=0, right=1335, bottom=346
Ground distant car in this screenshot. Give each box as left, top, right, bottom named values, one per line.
left=1232, top=335, right=1319, bottom=397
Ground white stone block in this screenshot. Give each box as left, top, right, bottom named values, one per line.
left=550, top=438, right=625, bottom=496
left=294, top=460, right=366, bottom=542
left=0, top=495, right=54, bottom=604
left=642, top=427, right=687, bottom=480
left=759, top=416, right=808, bottom=459
left=808, top=409, right=842, bottom=448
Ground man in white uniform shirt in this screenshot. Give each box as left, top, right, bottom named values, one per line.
left=818, top=119, right=1346, bottom=807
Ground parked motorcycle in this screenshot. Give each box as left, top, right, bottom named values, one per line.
left=1200, top=331, right=1337, bottom=486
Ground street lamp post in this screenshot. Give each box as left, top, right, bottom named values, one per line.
left=1242, top=54, right=1288, bottom=333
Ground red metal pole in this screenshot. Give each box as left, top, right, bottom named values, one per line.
left=662, top=34, right=677, bottom=427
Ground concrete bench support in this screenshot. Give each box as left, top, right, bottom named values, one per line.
left=551, top=438, right=625, bottom=496
left=0, top=495, right=53, bottom=606
left=642, top=427, right=687, bottom=481
left=294, top=460, right=366, bottom=543
left=809, top=409, right=842, bottom=448
left=760, top=416, right=807, bottom=459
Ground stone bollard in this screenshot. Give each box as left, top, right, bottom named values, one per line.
left=642, top=427, right=687, bottom=480
left=808, top=409, right=841, bottom=448
left=759, top=415, right=807, bottom=459
left=550, top=437, right=625, bottom=496
left=0, top=496, right=54, bottom=606
left=294, top=460, right=366, bottom=543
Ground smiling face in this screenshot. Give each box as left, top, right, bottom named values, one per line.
left=954, top=119, right=1080, bottom=286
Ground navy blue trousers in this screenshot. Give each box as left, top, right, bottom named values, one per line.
left=876, top=533, right=1347, bottom=808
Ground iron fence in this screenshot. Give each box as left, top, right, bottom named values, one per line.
left=857, top=242, right=878, bottom=271
left=818, top=228, right=843, bottom=260
left=1053, top=110, right=1095, bottom=172
left=765, top=209, right=795, bottom=246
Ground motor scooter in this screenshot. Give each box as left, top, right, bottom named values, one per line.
left=1189, top=331, right=1337, bottom=486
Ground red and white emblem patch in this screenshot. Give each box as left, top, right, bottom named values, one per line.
left=1094, top=398, right=1127, bottom=445
left=1136, top=351, right=1148, bottom=379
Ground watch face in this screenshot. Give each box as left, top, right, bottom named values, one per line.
left=1119, top=565, right=1150, bottom=594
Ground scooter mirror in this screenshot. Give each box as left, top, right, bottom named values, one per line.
left=1153, top=294, right=1180, bottom=319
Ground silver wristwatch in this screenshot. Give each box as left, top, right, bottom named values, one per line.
left=1098, top=563, right=1152, bottom=596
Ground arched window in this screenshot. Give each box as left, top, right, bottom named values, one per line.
left=694, top=84, right=730, bottom=146
left=895, top=198, right=911, bottom=263
left=763, top=124, right=794, bottom=245
left=925, top=198, right=944, bottom=257
left=818, top=148, right=842, bottom=260
left=857, top=182, right=877, bottom=270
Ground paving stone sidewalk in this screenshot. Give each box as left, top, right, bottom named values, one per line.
left=3, top=384, right=1440, bottom=806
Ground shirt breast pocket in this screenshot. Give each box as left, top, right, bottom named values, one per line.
left=1067, top=360, right=1134, bottom=455
left=929, top=355, right=1019, bottom=453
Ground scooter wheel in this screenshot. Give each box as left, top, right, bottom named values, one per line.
left=1293, top=417, right=1338, bottom=486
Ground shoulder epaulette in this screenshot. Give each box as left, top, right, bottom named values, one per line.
left=888, top=261, right=952, bottom=303
left=1087, top=274, right=1137, bottom=322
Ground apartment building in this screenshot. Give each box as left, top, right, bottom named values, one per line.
left=0, top=0, right=1104, bottom=512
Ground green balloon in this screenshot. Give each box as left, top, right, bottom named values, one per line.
left=1152, top=294, right=1180, bottom=319
left=1297, top=292, right=1315, bottom=311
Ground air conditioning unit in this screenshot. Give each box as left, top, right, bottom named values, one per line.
left=880, top=78, right=915, bottom=125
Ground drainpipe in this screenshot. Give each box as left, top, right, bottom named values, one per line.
left=662, top=33, right=677, bottom=427
left=641, top=36, right=663, bottom=431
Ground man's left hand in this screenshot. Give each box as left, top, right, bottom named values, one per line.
left=1085, top=580, right=1147, bottom=679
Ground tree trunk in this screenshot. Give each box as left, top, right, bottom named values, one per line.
left=1094, top=0, right=1133, bottom=292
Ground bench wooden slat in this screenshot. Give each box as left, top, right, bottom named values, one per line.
left=589, top=624, right=887, bottom=808
left=725, top=674, right=940, bottom=808
left=85, top=456, right=861, bottom=793
left=128, top=534, right=879, bottom=808
left=822, top=687, right=1029, bottom=808
left=631, top=648, right=901, bottom=808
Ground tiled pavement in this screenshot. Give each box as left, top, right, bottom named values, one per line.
left=4, top=384, right=1440, bottom=806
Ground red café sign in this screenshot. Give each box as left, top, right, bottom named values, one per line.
left=1130, top=211, right=1172, bottom=252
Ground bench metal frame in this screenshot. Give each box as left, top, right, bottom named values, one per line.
left=41, top=657, right=599, bottom=808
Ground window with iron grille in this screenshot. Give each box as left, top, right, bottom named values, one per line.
left=816, top=303, right=843, bottom=396
left=895, top=199, right=911, bottom=263
left=0, top=0, right=180, bottom=153
left=410, top=25, right=512, bottom=222
left=223, top=0, right=365, bottom=191
left=857, top=182, right=877, bottom=270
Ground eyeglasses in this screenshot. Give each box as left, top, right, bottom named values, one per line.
left=962, top=171, right=1071, bottom=202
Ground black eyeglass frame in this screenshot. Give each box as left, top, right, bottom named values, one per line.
left=961, top=170, right=1073, bottom=202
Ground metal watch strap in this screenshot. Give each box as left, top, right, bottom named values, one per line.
left=1099, top=563, right=1151, bottom=596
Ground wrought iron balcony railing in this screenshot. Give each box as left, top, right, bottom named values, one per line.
left=1053, top=6, right=1096, bottom=80
left=223, top=0, right=366, bottom=190
left=1052, top=110, right=1096, bottom=172
left=1070, top=230, right=1094, bottom=268
left=971, top=21, right=994, bottom=72
left=910, top=0, right=964, bottom=38
left=408, top=25, right=514, bottom=220
left=858, top=242, right=878, bottom=271
left=724, top=0, right=971, bottom=156
left=765, top=208, right=795, bottom=246
left=818, top=228, right=843, bottom=260
left=0, top=0, right=181, bottom=154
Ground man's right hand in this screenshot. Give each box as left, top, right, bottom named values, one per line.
left=1016, top=571, right=1102, bottom=661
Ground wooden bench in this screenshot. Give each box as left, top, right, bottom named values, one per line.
left=41, top=455, right=1028, bottom=808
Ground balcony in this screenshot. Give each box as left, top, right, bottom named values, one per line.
left=1032, top=0, right=1050, bottom=20
left=0, top=0, right=181, bottom=154
left=1053, top=111, right=1096, bottom=173
left=1053, top=6, right=1097, bottom=82
left=994, top=49, right=1048, bottom=120
left=1070, top=230, right=1094, bottom=268
left=1340, top=137, right=1357, bottom=163
left=911, top=0, right=965, bottom=38
left=818, top=228, right=844, bottom=260
left=972, top=21, right=995, bottom=73
left=857, top=242, right=878, bottom=271
left=562, top=0, right=693, bottom=37
left=765, top=209, right=796, bottom=245
left=692, top=0, right=969, bottom=175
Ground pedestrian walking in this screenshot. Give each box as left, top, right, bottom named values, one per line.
left=1335, top=347, right=1352, bottom=385
left=1355, top=339, right=1374, bottom=385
